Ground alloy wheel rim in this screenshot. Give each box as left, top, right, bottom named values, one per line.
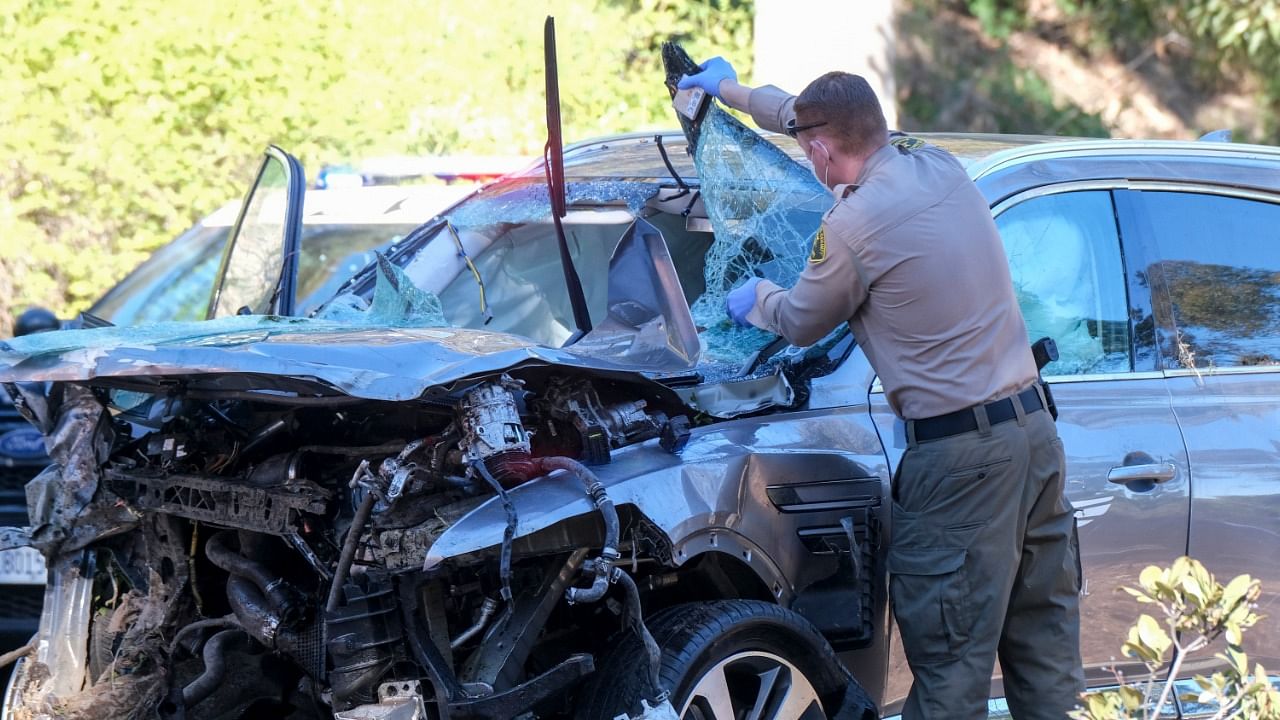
left=679, top=650, right=824, bottom=720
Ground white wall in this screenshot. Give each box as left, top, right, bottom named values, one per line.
left=752, top=0, right=898, bottom=128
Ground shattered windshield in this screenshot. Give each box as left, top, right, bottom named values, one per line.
left=316, top=113, right=834, bottom=373
left=687, top=107, right=834, bottom=364
left=316, top=179, right=661, bottom=341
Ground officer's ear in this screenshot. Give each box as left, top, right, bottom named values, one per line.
left=811, top=139, right=830, bottom=160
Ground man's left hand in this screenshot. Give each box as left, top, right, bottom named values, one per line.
left=678, top=56, right=737, bottom=99
left=725, top=277, right=762, bottom=327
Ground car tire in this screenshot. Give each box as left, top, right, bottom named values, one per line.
left=573, top=599, right=875, bottom=720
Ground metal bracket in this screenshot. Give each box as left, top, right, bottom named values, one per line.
left=448, top=654, right=594, bottom=720
left=460, top=549, right=588, bottom=690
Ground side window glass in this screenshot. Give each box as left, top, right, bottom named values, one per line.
left=1138, top=191, right=1280, bottom=369
left=996, top=190, right=1132, bottom=375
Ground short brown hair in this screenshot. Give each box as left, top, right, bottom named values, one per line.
left=794, top=72, right=888, bottom=157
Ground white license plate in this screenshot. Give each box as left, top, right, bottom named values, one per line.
left=0, top=547, right=47, bottom=585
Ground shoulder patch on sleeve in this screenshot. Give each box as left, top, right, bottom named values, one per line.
left=890, top=135, right=926, bottom=153
left=808, top=227, right=827, bottom=264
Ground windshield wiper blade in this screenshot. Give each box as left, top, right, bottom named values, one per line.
left=544, top=16, right=592, bottom=343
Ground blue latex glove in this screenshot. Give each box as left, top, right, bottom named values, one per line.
left=677, top=56, right=737, bottom=99
left=725, top=277, right=762, bottom=327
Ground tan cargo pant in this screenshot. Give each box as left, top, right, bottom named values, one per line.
left=889, top=393, right=1085, bottom=719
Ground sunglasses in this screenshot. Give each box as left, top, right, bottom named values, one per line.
left=785, top=118, right=828, bottom=138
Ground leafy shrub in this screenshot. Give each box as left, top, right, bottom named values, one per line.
left=0, top=0, right=752, bottom=335
left=1072, top=557, right=1280, bottom=720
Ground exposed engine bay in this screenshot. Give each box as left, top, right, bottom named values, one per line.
left=6, top=369, right=696, bottom=719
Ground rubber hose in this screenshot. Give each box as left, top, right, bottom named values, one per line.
left=182, top=629, right=244, bottom=708
left=326, top=490, right=378, bottom=612
left=474, top=460, right=517, bottom=607
left=565, top=560, right=610, bottom=604
left=536, top=456, right=620, bottom=605
left=206, top=531, right=296, bottom=619
left=534, top=456, right=619, bottom=555
left=226, top=574, right=282, bottom=648
left=168, top=616, right=241, bottom=656
left=615, top=569, right=664, bottom=698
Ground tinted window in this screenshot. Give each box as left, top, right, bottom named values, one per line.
left=89, top=226, right=228, bottom=325
left=996, top=190, right=1132, bottom=375
left=295, top=223, right=419, bottom=316
left=1139, top=191, right=1280, bottom=369
left=214, top=156, right=292, bottom=317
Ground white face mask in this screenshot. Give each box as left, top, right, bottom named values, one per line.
left=809, top=140, right=832, bottom=190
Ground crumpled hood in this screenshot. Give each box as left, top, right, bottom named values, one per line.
left=0, top=315, right=673, bottom=401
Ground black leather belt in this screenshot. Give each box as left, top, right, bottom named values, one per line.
left=910, top=386, right=1045, bottom=442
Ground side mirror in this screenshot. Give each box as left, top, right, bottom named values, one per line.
left=14, top=307, right=60, bottom=336
left=207, top=146, right=305, bottom=318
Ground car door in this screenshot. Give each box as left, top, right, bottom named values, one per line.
left=871, top=185, right=1192, bottom=713
left=208, top=146, right=306, bottom=319
left=1124, top=185, right=1280, bottom=675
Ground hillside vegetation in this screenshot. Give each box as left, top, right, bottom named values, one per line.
left=899, top=0, right=1280, bottom=141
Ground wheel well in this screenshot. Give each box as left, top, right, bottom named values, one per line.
left=640, top=551, right=774, bottom=613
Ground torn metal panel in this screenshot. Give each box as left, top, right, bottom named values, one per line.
left=567, top=218, right=701, bottom=371
left=22, top=385, right=139, bottom=558
left=0, top=526, right=30, bottom=553
left=424, top=409, right=885, bottom=602
left=675, top=373, right=795, bottom=418
left=3, top=383, right=52, bottom=435
left=12, top=517, right=193, bottom=720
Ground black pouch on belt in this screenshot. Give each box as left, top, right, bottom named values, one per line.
left=1031, top=336, right=1060, bottom=421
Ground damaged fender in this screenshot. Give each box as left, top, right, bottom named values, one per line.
left=427, top=414, right=885, bottom=607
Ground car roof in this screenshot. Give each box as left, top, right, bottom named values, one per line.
left=539, top=129, right=1280, bottom=203
left=966, top=138, right=1280, bottom=202
left=199, top=184, right=479, bottom=228
left=530, top=130, right=1066, bottom=183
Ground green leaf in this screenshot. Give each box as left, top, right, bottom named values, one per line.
left=1137, top=614, right=1172, bottom=656
left=1221, top=16, right=1253, bottom=47
left=1182, top=574, right=1207, bottom=606
left=1223, top=574, right=1254, bottom=609
left=1227, top=622, right=1243, bottom=646
left=1119, top=686, right=1144, bottom=710
left=1140, top=564, right=1166, bottom=591
left=1228, top=647, right=1250, bottom=676
left=1122, top=586, right=1155, bottom=603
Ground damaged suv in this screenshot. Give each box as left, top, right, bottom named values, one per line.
left=0, top=78, right=886, bottom=716
left=7, top=43, right=1280, bottom=720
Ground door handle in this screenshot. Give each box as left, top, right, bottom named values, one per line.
left=1107, top=463, right=1177, bottom=486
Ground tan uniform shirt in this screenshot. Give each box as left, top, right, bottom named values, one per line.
left=744, top=85, right=1038, bottom=420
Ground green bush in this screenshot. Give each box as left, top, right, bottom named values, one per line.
left=0, top=0, right=751, bottom=336
left=1072, top=557, right=1280, bottom=720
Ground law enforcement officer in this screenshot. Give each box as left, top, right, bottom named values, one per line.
left=679, top=59, right=1085, bottom=719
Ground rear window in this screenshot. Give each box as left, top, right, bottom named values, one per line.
left=1139, top=191, right=1280, bottom=369
left=996, top=190, right=1132, bottom=375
